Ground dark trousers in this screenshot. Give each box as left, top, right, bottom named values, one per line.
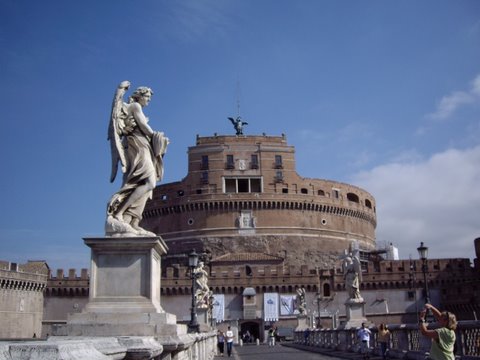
left=227, top=341, right=233, bottom=356
left=217, top=342, right=224, bottom=354
left=380, top=342, right=388, bottom=359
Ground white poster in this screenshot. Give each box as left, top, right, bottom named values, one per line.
left=280, top=295, right=297, bottom=315
left=212, top=294, right=225, bottom=323
left=263, top=292, right=279, bottom=321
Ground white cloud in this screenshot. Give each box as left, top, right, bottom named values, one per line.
left=427, top=91, right=474, bottom=120
left=351, top=146, right=480, bottom=261
left=426, top=73, right=480, bottom=120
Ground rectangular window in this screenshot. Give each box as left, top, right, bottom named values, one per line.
left=274, top=155, right=283, bottom=168
left=224, top=177, right=262, bottom=193
left=201, top=155, right=209, bottom=170
left=201, top=171, right=209, bottom=184
left=251, top=154, right=259, bottom=169
left=250, top=178, right=261, bottom=192
left=226, top=155, right=234, bottom=169
left=275, top=171, right=283, bottom=182
left=238, top=178, right=249, bottom=192
left=225, top=178, right=236, bottom=193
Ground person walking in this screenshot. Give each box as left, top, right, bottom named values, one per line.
left=225, top=326, right=235, bottom=357
left=217, top=330, right=225, bottom=356
left=357, top=322, right=372, bottom=360
left=377, top=324, right=391, bottom=360
left=419, top=303, right=457, bottom=360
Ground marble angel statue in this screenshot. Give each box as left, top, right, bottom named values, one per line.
left=106, top=81, right=169, bottom=237
left=296, top=287, right=307, bottom=315
left=342, top=246, right=363, bottom=301
left=194, top=262, right=212, bottom=308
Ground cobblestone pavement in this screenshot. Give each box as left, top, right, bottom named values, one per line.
left=213, top=343, right=380, bottom=360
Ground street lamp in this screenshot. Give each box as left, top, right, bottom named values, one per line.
left=417, top=242, right=430, bottom=306
left=315, top=294, right=322, bottom=328
left=188, top=249, right=199, bottom=333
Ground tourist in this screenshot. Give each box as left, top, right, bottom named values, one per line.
left=268, top=326, right=276, bottom=346
left=217, top=330, right=225, bottom=356
left=357, top=322, right=372, bottom=360
left=304, top=327, right=311, bottom=345
left=419, top=303, right=457, bottom=360
left=225, top=326, right=234, bottom=357
left=377, top=323, right=390, bottom=360
left=242, top=330, right=251, bottom=343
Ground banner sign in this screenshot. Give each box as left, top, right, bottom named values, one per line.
left=212, top=294, right=225, bottom=322
left=263, top=292, right=279, bottom=321
left=279, top=294, right=297, bottom=316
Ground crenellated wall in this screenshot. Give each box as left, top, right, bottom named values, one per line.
left=0, top=261, right=48, bottom=339
left=43, top=253, right=479, bottom=333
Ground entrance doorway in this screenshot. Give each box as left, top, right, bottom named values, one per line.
left=240, top=321, right=260, bottom=343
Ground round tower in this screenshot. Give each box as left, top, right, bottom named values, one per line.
left=142, top=134, right=377, bottom=268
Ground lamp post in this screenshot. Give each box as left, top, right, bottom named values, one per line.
left=417, top=242, right=430, bottom=306
left=188, top=249, right=199, bottom=333
left=315, top=294, right=322, bottom=328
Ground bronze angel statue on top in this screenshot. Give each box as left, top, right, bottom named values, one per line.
left=106, top=81, right=169, bottom=237
left=228, top=116, right=248, bottom=135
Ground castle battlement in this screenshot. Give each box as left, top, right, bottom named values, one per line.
left=49, top=268, right=89, bottom=280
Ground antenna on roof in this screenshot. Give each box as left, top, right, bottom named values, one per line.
left=236, top=78, right=241, bottom=117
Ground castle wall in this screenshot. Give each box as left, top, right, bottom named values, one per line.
left=0, top=261, right=48, bottom=339
left=43, top=251, right=479, bottom=334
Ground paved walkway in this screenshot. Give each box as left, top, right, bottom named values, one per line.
left=213, top=342, right=383, bottom=360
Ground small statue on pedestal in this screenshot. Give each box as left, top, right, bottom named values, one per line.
left=296, top=287, right=307, bottom=315
left=194, top=262, right=212, bottom=308
left=341, top=242, right=364, bottom=303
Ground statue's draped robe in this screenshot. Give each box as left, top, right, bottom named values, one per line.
left=108, top=127, right=168, bottom=221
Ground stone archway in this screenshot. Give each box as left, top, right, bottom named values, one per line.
left=239, top=321, right=260, bottom=343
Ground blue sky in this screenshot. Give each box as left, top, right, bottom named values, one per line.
left=1, top=0, right=479, bottom=271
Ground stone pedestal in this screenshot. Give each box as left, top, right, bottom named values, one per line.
left=342, top=299, right=368, bottom=329
left=84, top=236, right=166, bottom=314
left=53, top=236, right=185, bottom=338
left=295, top=314, right=309, bottom=331
left=197, top=307, right=213, bottom=332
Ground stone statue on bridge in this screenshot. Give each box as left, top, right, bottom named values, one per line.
left=296, top=287, right=307, bottom=315
left=106, top=81, right=169, bottom=237
left=194, top=261, right=212, bottom=308
left=342, top=243, right=363, bottom=302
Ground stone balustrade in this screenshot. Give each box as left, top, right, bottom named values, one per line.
left=293, top=321, right=480, bottom=359
left=0, top=332, right=217, bottom=360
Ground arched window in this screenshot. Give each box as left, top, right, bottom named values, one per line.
left=246, top=265, right=253, bottom=276
left=347, top=192, right=360, bottom=203
left=323, top=283, right=331, bottom=297
left=365, top=199, right=372, bottom=208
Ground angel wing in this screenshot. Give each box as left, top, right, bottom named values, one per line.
left=242, top=121, right=249, bottom=125
left=108, top=81, right=130, bottom=183
left=228, top=117, right=236, bottom=125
